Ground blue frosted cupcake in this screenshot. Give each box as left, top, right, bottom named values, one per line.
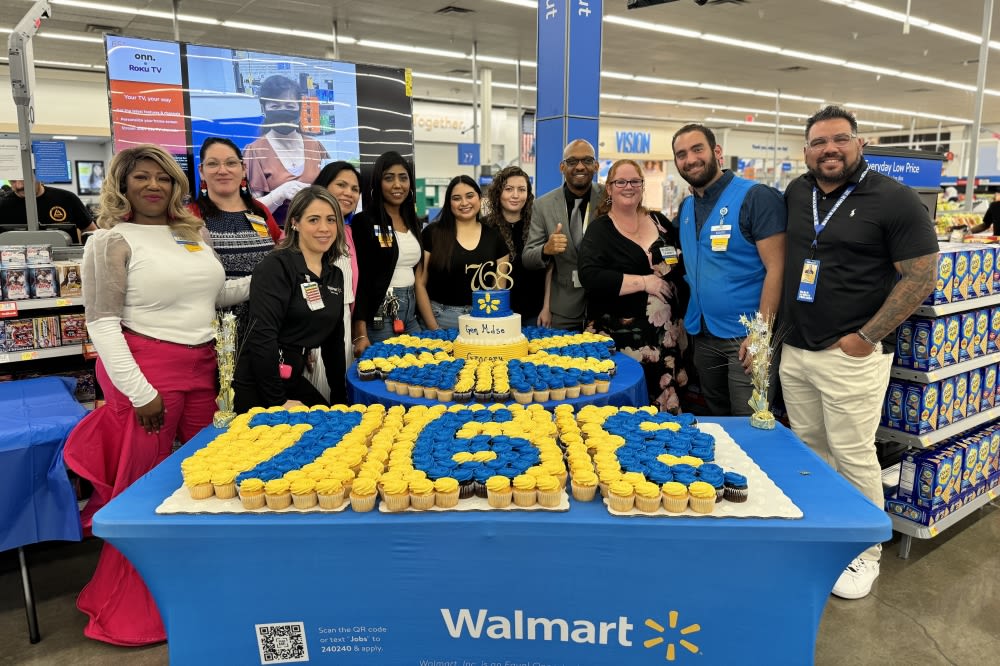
left=724, top=472, right=749, bottom=503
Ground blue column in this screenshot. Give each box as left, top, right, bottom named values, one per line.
left=535, top=0, right=602, bottom=195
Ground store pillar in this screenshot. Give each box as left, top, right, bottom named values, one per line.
left=535, top=0, right=602, bottom=195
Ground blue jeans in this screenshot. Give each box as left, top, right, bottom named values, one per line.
left=369, top=285, right=421, bottom=344
left=429, top=301, right=472, bottom=331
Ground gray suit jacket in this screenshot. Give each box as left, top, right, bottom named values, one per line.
left=523, top=183, right=604, bottom=321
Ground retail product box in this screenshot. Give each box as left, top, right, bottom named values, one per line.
left=32, top=315, right=60, bottom=348
left=968, top=248, right=985, bottom=299
left=24, top=244, right=52, bottom=266
left=984, top=425, right=1000, bottom=477
left=27, top=265, right=58, bottom=299
left=980, top=246, right=996, bottom=296
left=989, top=307, right=1000, bottom=354
left=982, top=363, right=997, bottom=411
left=937, top=375, right=955, bottom=429
left=903, top=381, right=939, bottom=435
left=0, top=246, right=27, bottom=267
left=2, top=318, right=35, bottom=351
left=885, top=492, right=954, bottom=527
left=972, top=308, right=990, bottom=357
left=944, top=315, right=961, bottom=366
left=54, top=261, right=82, bottom=297
left=952, top=371, right=969, bottom=422
left=1, top=267, right=29, bottom=300
left=884, top=380, right=906, bottom=430
left=895, top=320, right=915, bottom=367
left=912, top=317, right=947, bottom=370
left=952, top=246, right=974, bottom=301
left=956, top=434, right=983, bottom=492
left=925, top=247, right=955, bottom=305
left=59, top=313, right=87, bottom=344
left=898, top=445, right=963, bottom=508
left=967, top=367, right=983, bottom=417
left=958, top=311, right=976, bottom=362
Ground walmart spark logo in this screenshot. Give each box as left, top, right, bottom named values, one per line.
left=643, top=611, right=701, bottom=661
left=477, top=293, right=500, bottom=314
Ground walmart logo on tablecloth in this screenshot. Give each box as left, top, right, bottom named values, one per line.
left=440, top=607, right=702, bottom=661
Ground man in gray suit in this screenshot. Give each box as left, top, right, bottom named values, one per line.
left=523, top=139, right=603, bottom=330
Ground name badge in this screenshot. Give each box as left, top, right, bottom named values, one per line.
left=245, top=213, right=269, bottom=238
left=710, top=224, right=732, bottom=233
left=173, top=234, right=203, bottom=252
left=710, top=237, right=729, bottom=252
left=375, top=226, right=393, bottom=248
left=796, top=259, right=820, bottom=302
left=301, top=280, right=325, bottom=311
left=659, top=246, right=679, bottom=265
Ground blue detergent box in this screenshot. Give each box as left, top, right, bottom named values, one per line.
left=903, top=381, right=939, bottom=435
left=981, top=363, right=997, bottom=411
left=959, top=311, right=976, bottom=362
left=925, top=247, right=955, bottom=305
left=967, top=367, right=982, bottom=417
left=972, top=308, right=990, bottom=357
left=937, top=375, right=955, bottom=429
left=952, top=371, right=969, bottom=422
left=895, top=320, right=915, bottom=367
left=989, top=307, right=1000, bottom=354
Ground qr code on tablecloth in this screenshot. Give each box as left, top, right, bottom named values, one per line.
left=255, top=622, right=309, bottom=663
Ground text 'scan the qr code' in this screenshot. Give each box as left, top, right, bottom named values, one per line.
left=255, top=621, right=309, bottom=664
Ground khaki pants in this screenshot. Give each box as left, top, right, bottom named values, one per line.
left=779, top=343, right=893, bottom=561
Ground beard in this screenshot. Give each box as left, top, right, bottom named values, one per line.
left=680, top=154, right=720, bottom=189
left=810, top=152, right=862, bottom=186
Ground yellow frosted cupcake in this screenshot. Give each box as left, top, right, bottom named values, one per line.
left=661, top=482, right=689, bottom=513
left=290, top=478, right=318, bottom=509
left=315, top=478, right=345, bottom=509
left=607, top=480, right=635, bottom=512
left=434, top=477, right=460, bottom=508
left=688, top=481, right=716, bottom=515
left=264, top=478, right=292, bottom=509
left=570, top=469, right=599, bottom=502
left=634, top=481, right=662, bottom=513
left=512, top=474, right=537, bottom=507
left=382, top=478, right=411, bottom=512
left=409, top=478, right=436, bottom=510
left=210, top=469, right=238, bottom=500
left=350, top=477, right=378, bottom=512
left=534, top=475, right=562, bottom=508
left=486, top=475, right=513, bottom=508
left=238, top=478, right=266, bottom=510
left=185, top=470, right=214, bottom=500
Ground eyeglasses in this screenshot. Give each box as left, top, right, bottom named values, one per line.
left=203, top=159, right=243, bottom=172
left=806, top=134, right=857, bottom=151
left=609, top=179, right=644, bottom=189
left=563, top=157, right=597, bottom=167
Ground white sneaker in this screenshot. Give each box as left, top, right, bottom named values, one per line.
left=832, top=558, right=879, bottom=599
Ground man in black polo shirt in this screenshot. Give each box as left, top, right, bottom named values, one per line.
left=0, top=177, right=95, bottom=240
left=780, top=106, right=937, bottom=600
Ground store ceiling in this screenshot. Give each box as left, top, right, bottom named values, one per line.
left=3, top=0, right=1000, bottom=141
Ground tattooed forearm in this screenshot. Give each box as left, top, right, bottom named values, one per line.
left=862, top=253, right=938, bottom=341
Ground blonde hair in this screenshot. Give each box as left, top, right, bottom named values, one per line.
left=277, top=186, right=348, bottom=264
left=98, top=144, right=203, bottom=241
left=596, top=159, right=647, bottom=217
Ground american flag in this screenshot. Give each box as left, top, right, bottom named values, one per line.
left=521, top=112, right=535, bottom=164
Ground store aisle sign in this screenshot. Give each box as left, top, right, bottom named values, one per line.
left=864, top=154, right=942, bottom=188
left=616, top=131, right=651, bottom=154
left=457, top=144, right=479, bottom=166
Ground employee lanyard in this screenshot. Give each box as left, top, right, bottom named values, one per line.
left=810, top=168, right=868, bottom=257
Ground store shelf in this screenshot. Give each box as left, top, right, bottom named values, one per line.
left=876, top=404, right=1000, bottom=448
left=913, top=292, right=1000, bottom=317
left=0, top=344, right=83, bottom=364
left=890, top=351, right=1000, bottom=382
left=0, top=296, right=83, bottom=312
left=891, top=486, right=998, bottom=558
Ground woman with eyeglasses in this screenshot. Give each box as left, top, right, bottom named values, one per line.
left=578, top=159, right=690, bottom=412
left=483, top=165, right=551, bottom=326
left=350, top=151, right=424, bottom=356
left=244, top=74, right=329, bottom=223
left=417, top=175, right=509, bottom=331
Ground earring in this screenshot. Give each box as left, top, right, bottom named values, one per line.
left=240, top=178, right=249, bottom=196
left=606, top=197, right=612, bottom=206
left=200, top=181, right=208, bottom=197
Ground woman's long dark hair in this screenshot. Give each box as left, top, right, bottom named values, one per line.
left=367, top=151, right=421, bottom=250
left=195, top=137, right=269, bottom=219
left=428, top=175, right=481, bottom=272
left=483, top=165, right=534, bottom=259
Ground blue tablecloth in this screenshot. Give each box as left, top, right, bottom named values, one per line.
left=0, top=377, right=85, bottom=551
left=94, top=417, right=890, bottom=665
left=348, top=351, right=647, bottom=408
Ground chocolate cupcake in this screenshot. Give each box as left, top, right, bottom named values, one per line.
left=724, top=471, right=749, bottom=503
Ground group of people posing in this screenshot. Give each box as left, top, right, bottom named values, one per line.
left=64, top=103, right=938, bottom=645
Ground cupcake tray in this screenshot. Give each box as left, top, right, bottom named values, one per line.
left=156, top=488, right=351, bottom=514
left=599, top=423, right=803, bottom=519
left=377, top=492, right=570, bottom=513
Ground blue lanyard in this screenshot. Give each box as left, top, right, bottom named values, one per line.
left=811, top=168, right=868, bottom=251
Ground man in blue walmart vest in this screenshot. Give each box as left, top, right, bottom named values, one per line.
left=672, top=124, right=786, bottom=416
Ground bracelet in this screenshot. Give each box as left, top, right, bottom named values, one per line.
left=857, top=329, right=879, bottom=347
left=352, top=335, right=368, bottom=344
